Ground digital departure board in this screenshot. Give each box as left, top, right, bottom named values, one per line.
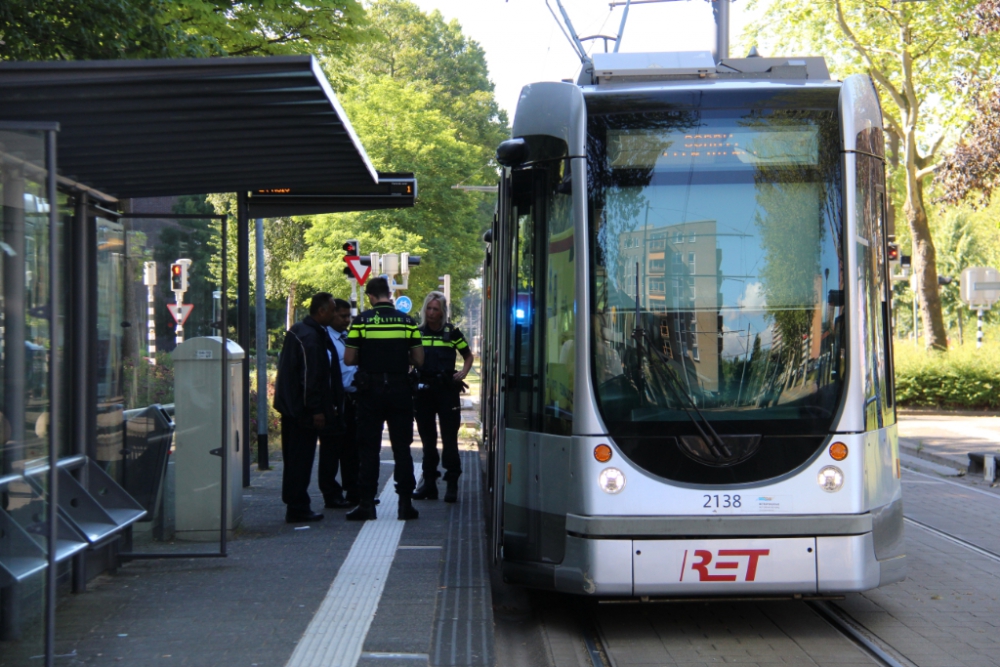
left=608, top=127, right=820, bottom=169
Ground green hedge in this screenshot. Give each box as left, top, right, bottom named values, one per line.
left=894, top=339, right=1000, bottom=410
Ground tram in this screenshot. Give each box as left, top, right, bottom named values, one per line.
left=479, top=51, right=904, bottom=596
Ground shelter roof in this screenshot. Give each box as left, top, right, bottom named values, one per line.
left=0, top=56, right=384, bottom=200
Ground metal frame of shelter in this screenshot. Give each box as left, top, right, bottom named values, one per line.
left=0, top=56, right=416, bottom=667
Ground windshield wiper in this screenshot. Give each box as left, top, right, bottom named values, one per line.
left=629, top=267, right=733, bottom=462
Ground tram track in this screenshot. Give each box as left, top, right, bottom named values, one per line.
left=578, top=598, right=913, bottom=667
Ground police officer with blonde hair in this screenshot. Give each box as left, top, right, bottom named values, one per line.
left=412, top=291, right=473, bottom=503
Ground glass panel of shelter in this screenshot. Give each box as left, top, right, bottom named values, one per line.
left=0, top=127, right=64, bottom=661
left=111, top=211, right=236, bottom=558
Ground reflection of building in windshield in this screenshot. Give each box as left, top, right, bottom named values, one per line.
left=617, top=220, right=719, bottom=395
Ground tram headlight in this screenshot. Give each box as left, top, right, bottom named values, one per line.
left=598, top=467, right=626, bottom=494
left=817, top=466, right=845, bottom=493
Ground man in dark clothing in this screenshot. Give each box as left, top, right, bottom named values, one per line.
left=343, top=277, right=424, bottom=522
left=273, top=292, right=344, bottom=523
left=318, top=298, right=359, bottom=508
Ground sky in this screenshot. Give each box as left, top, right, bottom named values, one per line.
left=408, top=0, right=767, bottom=119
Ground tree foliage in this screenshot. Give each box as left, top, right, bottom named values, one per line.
left=743, top=0, right=1000, bottom=350
left=1, top=0, right=366, bottom=61
left=286, top=75, right=481, bottom=312
left=937, top=2, right=1000, bottom=207
left=0, top=0, right=215, bottom=60
left=291, top=0, right=507, bottom=322
left=166, top=0, right=367, bottom=57
left=333, top=0, right=508, bottom=156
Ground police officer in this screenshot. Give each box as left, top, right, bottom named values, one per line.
left=343, top=278, right=424, bottom=521
left=412, top=291, right=473, bottom=503
left=273, top=292, right=343, bottom=523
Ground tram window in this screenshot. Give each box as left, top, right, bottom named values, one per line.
left=506, top=168, right=541, bottom=431
left=587, top=102, right=845, bottom=440
left=543, top=159, right=575, bottom=435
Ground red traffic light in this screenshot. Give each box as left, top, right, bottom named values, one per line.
left=171, top=265, right=182, bottom=275
left=342, top=239, right=359, bottom=256
left=887, top=243, right=900, bottom=262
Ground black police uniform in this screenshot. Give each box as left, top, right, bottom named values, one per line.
left=414, top=323, right=469, bottom=490
left=345, top=303, right=422, bottom=508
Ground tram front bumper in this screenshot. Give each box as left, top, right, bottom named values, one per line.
left=551, top=513, right=901, bottom=596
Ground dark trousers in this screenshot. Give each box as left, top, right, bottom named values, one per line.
left=280, top=417, right=318, bottom=515
left=356, top=380, right=416, bottom=502
left=414, top=387, right=462, bottom=482
left=319, top=394, right=359, bottom=502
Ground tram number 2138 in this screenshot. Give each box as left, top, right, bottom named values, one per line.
left=703, top=494, right=741, bottom=509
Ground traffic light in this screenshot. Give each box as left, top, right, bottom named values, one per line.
left=343, top=239, right=360, bottom=257
left=170, top=260, right=190, bottom=292
left=887, top=242, right=900, bottom=263
left=170, top=262, right=185, bottom=291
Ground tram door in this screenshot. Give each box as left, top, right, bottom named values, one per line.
left=487, top=173, right=512, bottom=563
left=490, top=167, right=545, bottom=562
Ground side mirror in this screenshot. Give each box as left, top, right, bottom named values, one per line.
left=497, top=138, right=529, bottom=167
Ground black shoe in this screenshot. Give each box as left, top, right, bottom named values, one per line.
left=345, top=495, right=360, bottom=506
left=325, top=497, right=354, bottom=509
left=346, top=502, right=377, bottom=521
left=412, top=479, right=439, bottom=500
left=286, top=510, right=324, bottom=523
left=443, top=480, right=459, bottom=503
left=397, top=497, right=419, bottom=520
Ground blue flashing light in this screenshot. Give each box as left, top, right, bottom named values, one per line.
left=515, top=308, right=526, bottom=320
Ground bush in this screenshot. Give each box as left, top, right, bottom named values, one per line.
left=894, top=339, right=1000, bottom=410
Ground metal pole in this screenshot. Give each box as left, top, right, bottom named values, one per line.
left=237, top=192, right=251, bottom=488
left=254, top=217, right=269, bottom=470
left=71, top=192, right=90, bottom=595
left=144, top=262, right=157, bottom=363
left=350, top=278, right=358, bottom=317
left=977, top=308, right=984, bottom=349
left=174, top=292, right=185, bottom=346
left=45, top=128, right=60, bottom=667
left=220, top=214, right=229, bottom=557
left=714, top=0, right=730, bottom=62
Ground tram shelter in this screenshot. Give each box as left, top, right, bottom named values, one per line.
left=0, top=56, right=415, bottom=664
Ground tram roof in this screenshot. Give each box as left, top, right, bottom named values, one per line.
left=0, top=57, right=394, bottom=202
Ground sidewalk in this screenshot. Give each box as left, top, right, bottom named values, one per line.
left=27, top=437, right=492, bottom=667
left=898, top=412, right=1000, bottom=484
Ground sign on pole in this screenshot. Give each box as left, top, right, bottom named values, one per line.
left=344, top=256, right=372, bottom=284
left=395, top=295, right=412, bottom=314
left=169, top=303, right=194, bottom=326
left=961, top=267, right=1000, bottom=310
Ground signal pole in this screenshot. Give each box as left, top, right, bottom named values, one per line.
left=438, top=274, right=452, bottom=320
left=144, top=261, right=157, bottom=363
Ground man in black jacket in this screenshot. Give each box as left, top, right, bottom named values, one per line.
left=273, top=292, right=344, bottom=523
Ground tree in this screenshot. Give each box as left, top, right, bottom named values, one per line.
left=1, top=0, right=365, bottom=61
left=167, top=0, right=367, bottom=57
left=285, top=75, right=480, bottom=312
left=744, top=0, right=999, bottom=350
left=0, top=0, right=215, bottom=60
left=938, top=2, right=1000, bottom=207
left=329, top=0, right=508, bottom=168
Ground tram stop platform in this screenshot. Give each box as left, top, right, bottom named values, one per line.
left=14, top=435, right=494, bottom=667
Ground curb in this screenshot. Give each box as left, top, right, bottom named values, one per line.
left=898, top=408, right=1000, bottom=418
left=898, top=441, right=967, bottom=472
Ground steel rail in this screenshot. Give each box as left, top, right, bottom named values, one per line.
left=807, top=600, right=913, bottom=667
left=904, top=516, right=1000, bottom=564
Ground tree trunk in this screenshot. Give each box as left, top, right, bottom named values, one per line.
left=286, top=283, right=296, bottom=331
left=904, top=164, right=948, bottom=350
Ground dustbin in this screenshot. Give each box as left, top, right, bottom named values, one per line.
left=172, top=337, right=244, bottom=541
left=121, top=403, right=174, bottom=518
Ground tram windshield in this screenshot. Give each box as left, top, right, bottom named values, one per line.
left=588, top=92, right=845, bottom=436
